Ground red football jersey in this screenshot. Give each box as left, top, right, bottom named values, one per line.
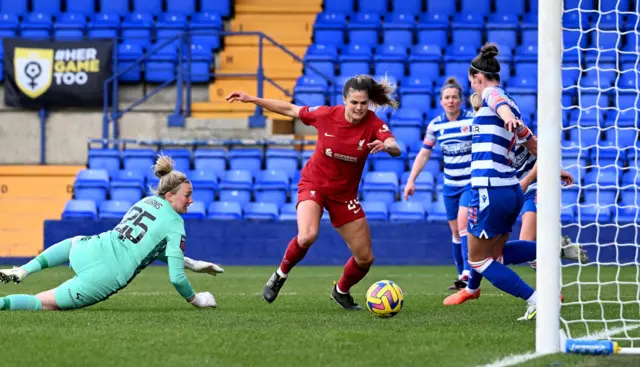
left=298, top=105, right=394, bottom=200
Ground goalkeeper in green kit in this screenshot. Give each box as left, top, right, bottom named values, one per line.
left=0, top=155, right=222, bottom=311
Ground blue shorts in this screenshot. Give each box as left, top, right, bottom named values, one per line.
left=443, top=187, right=472, bottom=221
left=467, top=186, right=524, bottom=239
left=520, top=189, right=537, bottom=215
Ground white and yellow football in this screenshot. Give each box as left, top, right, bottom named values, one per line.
left=365, top=280, right=404, bottom=318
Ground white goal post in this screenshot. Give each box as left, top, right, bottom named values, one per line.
left=537, top=0, right=640, bottom=356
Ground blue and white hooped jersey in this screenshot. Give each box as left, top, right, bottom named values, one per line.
left=512, top=126, right=537, bottom=194
left=423, top=109, right=475, bottom=192
left=470, top=86, right=522, bottom=188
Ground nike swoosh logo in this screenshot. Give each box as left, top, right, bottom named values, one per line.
left=324, top=132, right=335, bottom=137
left=354, top=208, right=361, bottom=214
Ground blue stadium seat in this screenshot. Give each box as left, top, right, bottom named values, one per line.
left=621, top=168, right=640, bottom=189
left=494, top=0, right=525, bottom=15
left=604, top=109, right=637, bottom=130
left=389, top=202, right=425, bottom=221
left=580, top=70, right=617, bottom=90
left=145, top=43, right=178, bottom=83
left=451, top=13, right=484, bottom=47
left=426, top=0, right=455, bottom=13
left=400, top=77, right=433, bottom=113
left=100, top=0, right=129, bottom=15
left=21, top=13, right=53, bottom=40
left=156, top=14, right=188, bottom=48
left=194, top=149, right=227, bottom=177
left=145, top=170, right=160, bottom=196
left=486, top=14, right=518, bottom=49
left=54, top=13, right=86, bottom=41
left=604, top=129, right=637, bottom=149
left=357, top=0, right=386, bottom=13
left=133, top=0, right=162, bottom=15
left=67, top=0, right=95, bottom=15
left=207, top=201, right=243, bottom=220
left=373, top=45, right=407, bottom=79
left=561, top=206, right=576, bottom=222
left=123, top=149, right=156, bottom=175
left=389, top=116, right=421, bottom=148
left=289, top=170, right=300, bottom=200
left=158, top=148, right=191, bottom=172
left=93, top=10, right=120, bottom=34
left=0, top=0, right=27, bottom=15
left=294, top=77, right=327, bottom=106
left=265, top=149, right=299, bottom=179
left=190, top=12, right=223, bottom=51
left=122, top=13, right=154, bottom=48
left=361, top=172, right=398, bottom=205
left=99, top=200, right=131, bottom=219
left=370, top=141, right=407, bottom=177
left=244, top=202, right=279, bottom=221
left=254, top=170, right=289, bottom=208
left=338, top=44, right=372, bottom=76
left=400, top=171, right=434, bottom=204
left=314, top=13, right=347, bottom=47
left=577, top=205, right=612, bottom=224
left=361, top=201, right=388, bottom=221
left=416, top=13, right=448, bottom=46
left=201, top=0, right=231, bottom=17
left=444, top=44, right=477, bottom=81
left=88, top=149, right=121, bottom=177
left=347, top=13, right=381, bottom=46
left=304, top=44, right=338, bottom=78
left=110, top=170, right=145, bottom=203
left=184, top=44, right=213, bottom=83
left=219, top=170, right=253, bottom=206
left=32, top=0, right=60, bottom=15
left=325, top=0, right=354, bottom=13
left=461, top=0, right=490, bottom=14
left=0, top=13, right=18, bottom=40
left=382, top=13, right=414, bottom=47
left=189, top=169, right=218, bottom=206
left=279, top=203, right=297, bottom=221
left=427, top=198, right=447, bottom=222
left=507, top=75, right=537, bottom=119
left=584, top=49, right=617, bottom=70
left=62, top=200, right=98, bottom=220
left=117, top=43, right=144, bottom=82
left=583, top=167, right=620, bottom=189
left=167, top=0, right=195, bottom=14
left=615, top=93, right=638, bottom=112
left=228, top=148, right=262, bottom=176
left=408, top=44, right=441, bottom=78
left=600, top=0, right=631, bottom=11
left=392, top=0, right=421, bottom=14
left=182, top=201, right=206, bottom=220
left=562, top=186, right=581, bottom=206
left=74, top=169, right=110, bottom=206
left=583, top=188, right=618, bottom=207
left=568, top=127, right=600, bottom=149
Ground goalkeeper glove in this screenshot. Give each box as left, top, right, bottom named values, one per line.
left=184, top=257, right=225, bottom=276
left=189, top=292, right=217, bottom=308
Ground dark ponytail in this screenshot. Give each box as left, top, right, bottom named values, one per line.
left=440, top=76, right=463, bottom=100
left=469, top=43, right=501, bottom=82
left=342, top=74, right=400, bottom=110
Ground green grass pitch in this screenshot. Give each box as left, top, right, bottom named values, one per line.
left=0, top=265, right=639, bottom=366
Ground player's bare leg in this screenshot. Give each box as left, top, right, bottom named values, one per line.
left=331, top=217, right=373, bottom=311
left=263, top=200, right=322, bottom=303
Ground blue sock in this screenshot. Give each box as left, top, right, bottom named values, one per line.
left=480, top=259, right=535, bottom=301
left=503, top=240, right=537, bottom=265
left=22, top=238, right=73, bottom=274
left=452, top=240, right=464, bottom=276
left=460, top=234, right=470, bottom=273
left=467, top=269, right=483, bottom=291
left=0, top=295, right=43, bottom=311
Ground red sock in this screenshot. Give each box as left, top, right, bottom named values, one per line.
left=337, top=257, right=371, bottom=293
left=279, top=236, right=308, bottom=274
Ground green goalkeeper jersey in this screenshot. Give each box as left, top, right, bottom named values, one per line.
left=101, top=196, right=195, bottom=300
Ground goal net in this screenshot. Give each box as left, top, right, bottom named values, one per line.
left=554, top=0, right=640, bottom=354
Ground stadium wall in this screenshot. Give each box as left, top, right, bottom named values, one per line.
left=24, top=220, right=638, bottom=266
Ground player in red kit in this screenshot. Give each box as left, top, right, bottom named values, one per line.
left=226, top=75, right=401, bottom=310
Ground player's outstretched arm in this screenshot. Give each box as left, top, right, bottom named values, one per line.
left=183, top=256, right=224, bottom=276
left=520, top=161, right=538, bottom=193
left=404, top=148, right=433, bottom=200
left=225, top=91, right=302, bottom=118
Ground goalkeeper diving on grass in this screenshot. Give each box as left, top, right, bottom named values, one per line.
left=0, top=155, right=223, bottom=311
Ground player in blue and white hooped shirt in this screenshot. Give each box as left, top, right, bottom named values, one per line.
left=442, top=44, right=542, bottom=320
left=404, top=77, right=475, bottom=291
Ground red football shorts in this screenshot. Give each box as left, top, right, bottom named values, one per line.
left=296, top=187, right=365, bottom=227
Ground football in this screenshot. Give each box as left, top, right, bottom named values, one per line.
left=365, top=280, right=404, bottom=318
